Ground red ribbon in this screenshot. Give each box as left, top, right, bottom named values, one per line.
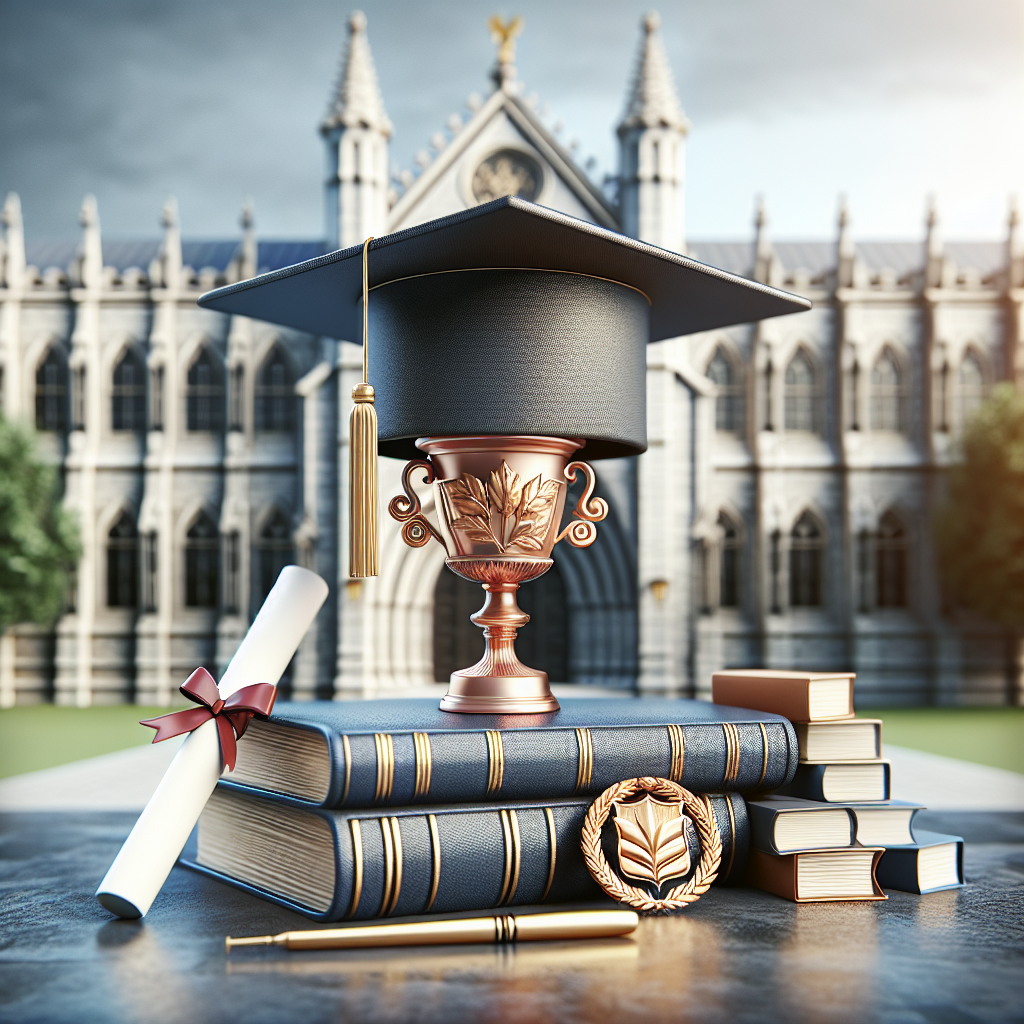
left=139, top=667, right=277, bottom=772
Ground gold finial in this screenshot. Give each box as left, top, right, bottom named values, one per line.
left=488, top=15, right=524, bottom=67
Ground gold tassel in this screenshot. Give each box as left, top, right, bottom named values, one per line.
left=349, top=237, right=378, bottom=578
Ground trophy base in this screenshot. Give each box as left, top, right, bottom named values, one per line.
left=440, top=672, right=560, bottom=714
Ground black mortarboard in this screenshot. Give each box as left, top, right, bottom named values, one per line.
left=198, top=197, right=809, bottom=460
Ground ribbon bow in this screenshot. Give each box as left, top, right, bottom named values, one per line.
left=139, top=668, right=277, bottom=772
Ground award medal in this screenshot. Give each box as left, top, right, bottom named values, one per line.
left=582, top=777, right=722, bottom=913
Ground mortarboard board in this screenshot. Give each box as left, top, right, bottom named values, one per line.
left=198, top=196, right=809, bottom=461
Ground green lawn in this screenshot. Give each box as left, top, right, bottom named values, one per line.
left=0, top=704, right=166, bottom=778
left=1, top=703, right=1022, bottom=779
left=860, top=707, right=1024, bottom=775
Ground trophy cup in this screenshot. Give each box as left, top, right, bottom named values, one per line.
left=198, top=198, right=809, bottom=716
left=388, top=435, right=608, bottom=713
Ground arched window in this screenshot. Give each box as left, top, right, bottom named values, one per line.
left=870, top=347, right=906, bottom=432
left=789, top=511, right=823, bottom=607
left=784, top=350, right=817, bottom=433
left=706, top=348, right=744, bottom=433
left=254, top=347, right=295, bottom=432
left=185, top=511, right=220, bottom=607
left=111, top=349, right=146, bottom=431
left=35, top=347, right=67, bottom=432
left=256, top=509, right=293, bottom=603
left=958, top=351, right=984, bottom=427
left=719, top=512, right=740, bottom=608
left=107, top=511, right=138, bottom=608
left=186, top=347, right=224, bottom=432
left=876, top=511, right=907, bottom=608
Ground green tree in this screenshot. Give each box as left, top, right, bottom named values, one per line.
left=934, top=384, right=1024, bottom=701
left=0, top=417, right=81, bottom=633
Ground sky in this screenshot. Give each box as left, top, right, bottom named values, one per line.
left=1, top=0, right=1022, bottom=243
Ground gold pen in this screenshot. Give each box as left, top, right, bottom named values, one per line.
left=226, top=909, right=638, bottom=952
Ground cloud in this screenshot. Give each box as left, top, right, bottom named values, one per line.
left=1, top=0, right=1021, bottom=239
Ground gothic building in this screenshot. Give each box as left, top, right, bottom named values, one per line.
left=0, top=12, right=1020, bottom=708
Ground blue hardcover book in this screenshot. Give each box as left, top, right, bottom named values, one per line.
left=774, top=760, right=890, bottom=803
left=182, top=785, right=749, bottom=922
left=875, top=829, right=965, bottom=894
left=224, top=697, right=798, bottom=809
left=748, top=796, right=856, bottom=854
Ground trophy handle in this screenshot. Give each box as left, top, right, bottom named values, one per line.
left=388, top=459, right=445, bottom=548
left=555, top=461, right=609, bottom=549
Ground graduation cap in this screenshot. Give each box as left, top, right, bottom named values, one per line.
left=199, top=197, right=809, bottom=577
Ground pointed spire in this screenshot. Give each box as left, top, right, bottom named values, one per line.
left=159, top=196, right=182, bottom=291
left=837, top=195, right=855, bottom=261
left=618, top=12, right=689, bottom=134
left=239, top=200, right=256, bottom=279
left=753, top=195, right=774, bottom=284
left=75, top=194, right=103, bottom=291
left=1007, top=195, right=1024, bottom=289
left=2, top=192, right=25, bottom=291
left=925, top=194, right=944, bottom=288
left=322, top=11, right=392, bottom=136
left=836, top=194, right=857, bottom=288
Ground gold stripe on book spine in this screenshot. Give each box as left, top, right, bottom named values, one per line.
left=341, top=735, right=352, bottom=805
left=723, top=794, right=737, bottom=882
left=425, top=814, right=441, bottom=912
left=497, top=809, right=521, bottom=906
left=346, top=819, right=363, bottom=919
left=389, top=817, right=403, bottom=915
left=575, top=728, right=594, bottom=791
left=667, top=724, right=685, bottom=783
left=379, top=817, right=403, bottom=916
left=541, top=807, right=557, bottom=901
left=374, top=733, right=395, bottom=802
left=507, top=809, right=521, bottom=905
left=413, top=732, right=432, bottom=799
left=497, top=810, right=513, bottom=905
left=485, top=731, right=504, bottom=795
left=722, top=723, right=741, bottom=785
left=757, top=723, right=769, bottom=787
left=379, top=818, right=394, bottom=916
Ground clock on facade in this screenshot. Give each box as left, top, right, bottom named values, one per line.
left=471, top=148, right=542, bottom=204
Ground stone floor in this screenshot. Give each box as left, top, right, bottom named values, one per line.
left=1, top=809, right=1022, bottom=1024
left=1, top=728, right=1022, bottom=1023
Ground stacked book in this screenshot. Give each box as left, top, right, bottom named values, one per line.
left=713, top=670, right=965, bottom=902
left=181, top=698, right=802, bottom=921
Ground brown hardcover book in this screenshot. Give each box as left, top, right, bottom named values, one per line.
left=794, top=719, right=882, bottom=761
left=712, top=670, right=855, bottom=722
left=747, top=847, right=886, bottom=902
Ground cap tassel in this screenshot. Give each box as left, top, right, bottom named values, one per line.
left=349, top=238, right=378, bottom=578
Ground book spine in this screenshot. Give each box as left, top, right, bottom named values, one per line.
left=774, top=763, right=891, bottom=803
left=189, top=793, right=748, bottom=923
left=304, top=721, right=797, bottom=809
left=875, top=838, right=965, bottom=894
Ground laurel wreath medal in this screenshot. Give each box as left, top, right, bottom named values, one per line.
left=581, top=777, right=723, bottom=913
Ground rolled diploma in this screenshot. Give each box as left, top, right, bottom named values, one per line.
left=95, top=565, right=329, bottom=919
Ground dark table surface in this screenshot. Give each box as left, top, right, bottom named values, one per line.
left=2, top=810, right=1023, bottom=1024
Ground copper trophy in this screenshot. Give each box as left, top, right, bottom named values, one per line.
left=389, top=436, right=608, bottom=713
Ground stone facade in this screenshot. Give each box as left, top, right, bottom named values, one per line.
left=1, top=12, right=1020, bottom=707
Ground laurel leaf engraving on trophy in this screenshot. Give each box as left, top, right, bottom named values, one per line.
left=508, top=476, right=559, bottom=551
left=613, top=795, right=692, bottom=888
left=447, top=463, right=562, bottom=554
left=449, top=474, right=490, bottom=518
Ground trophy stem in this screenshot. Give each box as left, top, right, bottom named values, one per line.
left=440, top=582, right=560, bottom=714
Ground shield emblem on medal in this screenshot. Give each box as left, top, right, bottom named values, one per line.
left=613, top=793, right=693, bottom=888
left=581, top=776, right=722, bottom=913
